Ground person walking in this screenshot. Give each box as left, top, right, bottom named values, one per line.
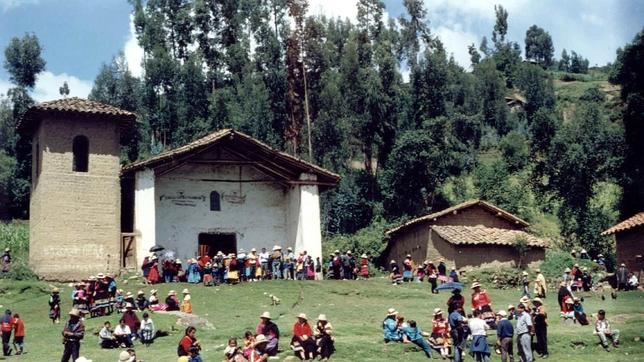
left=468, top=310, right=491, bottom=362
left=11, top=313, right=25, bottom=355
left=61, top=308, right=85, bottom=362
left=516, top=304, right=534, bottom=362
left=0, top=309, right=13, bottom=356
left=532, top=298, right=548, bottom=358
left=496, top=310, right=514, bottom=362
left=521, top=271, right=531, bottom=298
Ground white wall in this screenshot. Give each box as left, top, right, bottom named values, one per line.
left=154, top=163, right=289, bottom=261
left=134, top=168, right=156, bottom=267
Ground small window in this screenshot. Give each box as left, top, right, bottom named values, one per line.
left=210, top=191, right=221, bottom=211
left=72, top=135, right=89, bottom=172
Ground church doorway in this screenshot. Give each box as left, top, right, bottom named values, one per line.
left=198, top=233, right=237, bottom=257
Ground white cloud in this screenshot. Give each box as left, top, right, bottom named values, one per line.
left=0, top=0, right=38, bottom=12
left=581, top=12, right=603, bottom=27
left=434, top=26, right=479, bottom=69
left=424, top=0, right=528, bottom=20
left=31, top=71, right=93, bottom=102
left=124, top=15, right=144, bottom=78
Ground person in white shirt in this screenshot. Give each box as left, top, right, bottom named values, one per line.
left=99, top=321, right=117, bottom=349
left=114, top=319, right=133, bottom=347
left=627, top=273, right=639, bottom=290
left=468, top=310, right=491, bottom=362
left=594, top=309, right=620, bottom=350
left=139, top=312, right=155, bottom=345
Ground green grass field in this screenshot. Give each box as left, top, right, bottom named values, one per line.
left=0, top=278, right=642, bottom=362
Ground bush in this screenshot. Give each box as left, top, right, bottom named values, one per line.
left=460, top=267, right=522, bottom=289
left=0, top=221, right=35, bottom=280
left=538, top=249, right=601, bottom=281
left=323, top=217, right=392, bottom=268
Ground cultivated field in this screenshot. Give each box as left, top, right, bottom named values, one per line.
left=0, top=278, right=642, bottom=361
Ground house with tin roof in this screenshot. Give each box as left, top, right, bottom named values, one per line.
left=384, top=200, right=547, bottom=270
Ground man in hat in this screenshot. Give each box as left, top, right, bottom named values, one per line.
left=61, top=308, right=85, bottom=362
left=383, top=308, right=401, bottom=343
left=1, top=248, right=10, bottom=273
left=121, top=303, right=140, bottom=339
left=532, top=298, right=548, bottom=358
left=515, top=303, right=534, bottom=362
left=283, top=247, right=295, bottom=280
left=271, top=246, right=283, bottom=280
left=0, top=310, right=13, bottom=356
left=49, top=287, right=62, bottom=324
left=616, top=263, right=629, bottom=291
left=257, top=312, right=280, bottom=356
left=594, top=309, right=620, bottom=350
left=258, top=247, right=269, bottom=279
left=521, top=271, right=531, bottom=298
left=496, top=310, right=513, bottom=362
left=534, top=269, right=547, bottom=298
left=341, top=250, right=353, bottom=280
left=581, top=267, right=593, bottom=292
left=332, top=251, right=342, bottom=280
left=449, top=306, right=468, bottom=362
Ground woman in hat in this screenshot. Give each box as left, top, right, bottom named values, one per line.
left=257, top=311, right=280, bottom=356
left=468, top=309, right=491, bottom=362
left=359, top=254, right=370, bottom=279
left=572, top=297, right=588, bottom=325
left=187, top=259, right=201, bottom=284
left=557, top=282, right=573, bottom=314
left=147, top=257, right=160, bottom=284
left=532, top=297, right=549, bottom=358
left=314, top=314, right=334, bottom=360
left=449, top=266, right=459, bottom=283
left=383, top=308, right=402, bottom=343
left=447, top=288, right=465, bottom=314
left=291, top=313, right=315, bottom=360
left=416, top=261, right=426, bottom=282
left=431, top=308, right=451, bottom=359
left=534, top=269, right=547, bottom=298
left=122, top=303, right=140, bottom=338
left=49, top=287, right=61, bottom=324
left=181, top=289, right=192, bottom=314
left=166, top=290, right=180, bottom=311
left=402, top=255, right=414, bottom=283
left=471, top=282, right=492, bottom=312
left=248, top=334, right=269, bottom=362
left=437, top=259, right=447, bottom=284
left=202, top=262, right=214, bottom=286
left=426, top=261, right=438, bottom=294
left=135, top=290, right=148, bottom=311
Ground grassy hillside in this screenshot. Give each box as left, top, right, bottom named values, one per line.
left=0, top=278, right=642, bottom=361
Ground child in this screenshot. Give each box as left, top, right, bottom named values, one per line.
left=140, top=312, right=155, bottom=345
left=99, top=321, right=117, bottom=349
left=49, top=287, right=61, bottom=324
left=189, top=346, right=203, bottom=362
left=243, top=331, right=255, bottom=359
left=12, top=314, right=24, bottom=355
left=224, top=337, right=242, bottom=362
left=203, top=263, right=213, bottom=286
left=181, top=289, right=193, bottom=314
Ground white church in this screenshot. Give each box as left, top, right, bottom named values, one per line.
left=20, top=98, right=339, bottom=279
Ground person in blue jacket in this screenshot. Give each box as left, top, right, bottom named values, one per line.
left=402, top=320, right=432, bottom=358
left=383, top=308, right=402, bottom=343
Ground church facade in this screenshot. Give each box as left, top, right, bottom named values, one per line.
left=20, top=98, right=339, bottom=280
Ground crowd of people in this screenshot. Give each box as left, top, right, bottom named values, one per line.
left=141, top=246, right=332, bottom=285
left=389, top=256, right=460, bottom=290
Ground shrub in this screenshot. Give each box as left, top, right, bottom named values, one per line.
left=539, top=249, right=600, bottom=281
left=0, top=221, right=35, bottom=280
left=323, top=217, right=392, bottom=268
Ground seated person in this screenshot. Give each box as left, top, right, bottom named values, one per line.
left=139, top=312, right=155, bottom=345
left=572, top=297, right=588, bottom=325
left=165, top=290, right=180, bottom=311
left=114, top=319, right=133, bottom=347
left=627, top=273, right=639, bottom=290
left=430, top=308, right=451, bottom=359
left=401, top=320, right=432, bottom=358
left=383, top=308, right=402, bottom=342
left=594, top=310, right=620, bottom=350
left=314, top=314, right=335, bottom=361
left=99, top=321, right=118, bottom=349
left=291, top=313, right=316, bottom=360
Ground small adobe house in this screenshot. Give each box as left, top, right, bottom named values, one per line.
left=384, top=200, right=547, bottom=270
left=601, top=212, right=644, bottom=279
left=19, top=98, right=339, bottom=280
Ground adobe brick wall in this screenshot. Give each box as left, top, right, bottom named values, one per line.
left=29, top=115, right=121, bottom=280
left=386, top=222, right=428, bottom=266
left=616, top=229, right=643, bottom=275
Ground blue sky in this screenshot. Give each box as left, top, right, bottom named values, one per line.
left=0, top=0, right=642, bottom=101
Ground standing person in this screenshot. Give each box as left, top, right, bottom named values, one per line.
left=449, top=306, right=468, bottom=362
left=284, top=247, right=295, bottom=280
left=496, top=310, right=514, bottom=362
left=49, top=287, right=62, bottom=324
left=140, top=312, right=155, bottom=345
left=314, top=314, right=335, bottom=361
left=468, top=310, right=491, bottom=362
left=141, top=256, right=151, bottom=281
left=61, top=308, right=85, bottom=362
left=447, top=289, right=465, bottom=313
left=259, top=247, right=270, bottom=280
left=534, top=269, right=547, bottom=298
left=389, top=260, right=403, bottom=285
left=449, top=267, right=460, bottom=283
left=562, top=268, right=573, bottom=290
left=342, top=251, right=353, bottom=280
left=0, top=310, right=13, bottom=356
left=178, top=326, right=200, bottom=357
left=147, top=257, right=160, bottom=284
left=359, top=254, right=369, bottom=279
left=616, top=263, right=629, bottom=291
left=437, top=259, right=447, bottom=284
left=521, top=271, right=531, bottom=298
left=1, top=248, right=10, bottom=273
left=402, top=255, right=414, bottom=283
left=557, top=282, right=573, bottom=314
left=11, top=313, right=24, bottom=355
left=427, top=262, right=438, bottom=294
left=257, top=312, right=280, bottom=356
left=432, top=309, right=451, bottom=359
left=315, top=257, right=323, bottom=280
left=532, top=298, right=548, bottom=358
left=594, top=310, right=620, bottom=351
left=471, top=282, right=493, bottom=312
left=331, top=251, right=342, bottom=280
left=515, top=303, right=534, bottom=362
left=271, top=246, right=283, bottom=280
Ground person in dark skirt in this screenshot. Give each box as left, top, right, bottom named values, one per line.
left=532, top=298, right=549, bottom=358
left=314, top=314, right=335, bottom=361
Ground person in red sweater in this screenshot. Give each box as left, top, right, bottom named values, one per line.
left=291, top=313, right=315, bottom=360
left=178, top=326, right=200, bottom=357
left=12, top=314, right=24, bottom=355
left=0, top=310, right=13, bottom=356
left=471, top=282, right=493, bottom=312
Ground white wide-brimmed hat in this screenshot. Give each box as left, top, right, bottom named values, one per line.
left=260, top=311, right=272, bottom=319
left=471, top=282, right=481, bottom=289
left=254, top=334, right=269, bottom=347
left=273, top=245, right=281, bottom=251
left=68, top=308, right=81, bottom=317
left=297, top=313, right=307, bottom=320
left=182, top=288, right=190, bottom=294
left=497, top=310, right=508, bottom=317
left=386, top=308, right=398, bottom=316
left=317, top=314, right=328, bottom=322
left=119, top=350, right=135, bottom=362
left=433, top=308, right=443, bottom=316
left=533, top=297, right=543, bottom=304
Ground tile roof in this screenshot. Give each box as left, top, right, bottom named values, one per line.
left=19, top=97, right=136, bottom=134
left=385, top=200, right=529, bottom=236
left=431, top=225, right=548, bottom=248
left=121, top=129, right=341, bottom=185
left=601, top=212, right=644, bottom=235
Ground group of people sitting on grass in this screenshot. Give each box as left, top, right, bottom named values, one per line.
left=142, top=246, right=327, bottom=285
left=220, top=311, right=335, bottom=361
